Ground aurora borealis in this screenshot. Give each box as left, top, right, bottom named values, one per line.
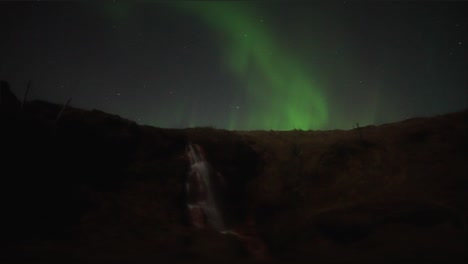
left=177, top=2, right=327, bottom=130
left=1, top=1, right=467, bottom=130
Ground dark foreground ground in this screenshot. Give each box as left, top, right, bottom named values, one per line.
left=1, top=83, right=468, bottom=263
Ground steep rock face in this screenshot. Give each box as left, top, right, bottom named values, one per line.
left=0, top=89, right=467, bottom=263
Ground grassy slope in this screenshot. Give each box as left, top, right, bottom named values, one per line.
left=1, top=97, right=467, bottom=263
left=240, top=112, right=468, bottom=263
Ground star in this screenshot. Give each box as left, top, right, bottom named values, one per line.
left=117, top=92, right=120, bottom=96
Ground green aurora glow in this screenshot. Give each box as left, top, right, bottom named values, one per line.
left=176, top=2, right=328, bottom=130
left=5, top=2, right=464, bottom=132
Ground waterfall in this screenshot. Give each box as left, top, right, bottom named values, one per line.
left=186, top=143, right=226, bottom=232
left=185, top=143, right=271, bottom=261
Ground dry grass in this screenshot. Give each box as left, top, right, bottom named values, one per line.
left=1, top=96, right=467, bottom=263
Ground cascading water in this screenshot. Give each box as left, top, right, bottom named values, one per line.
left=186, top=143, right=227, bottom=232
left=186, top=143, right=270, bottom=261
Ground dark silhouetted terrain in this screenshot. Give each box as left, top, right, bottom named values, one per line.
left=1, top=82, right=467, bottom=263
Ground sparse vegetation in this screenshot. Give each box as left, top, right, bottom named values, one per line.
left=1, top=82, right=467, bottom=263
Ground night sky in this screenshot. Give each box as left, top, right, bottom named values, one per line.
left=1, top=1, right=467, bottom=130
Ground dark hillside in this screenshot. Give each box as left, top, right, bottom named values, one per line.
left=1, top=82, right=467, bottom=263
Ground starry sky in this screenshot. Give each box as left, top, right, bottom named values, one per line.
left=1, top=1, right=466, bottom=130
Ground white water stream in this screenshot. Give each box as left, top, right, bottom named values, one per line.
left=185, top=143, right=270, bottom=261
left=186, top=143, right=226, bottom=232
